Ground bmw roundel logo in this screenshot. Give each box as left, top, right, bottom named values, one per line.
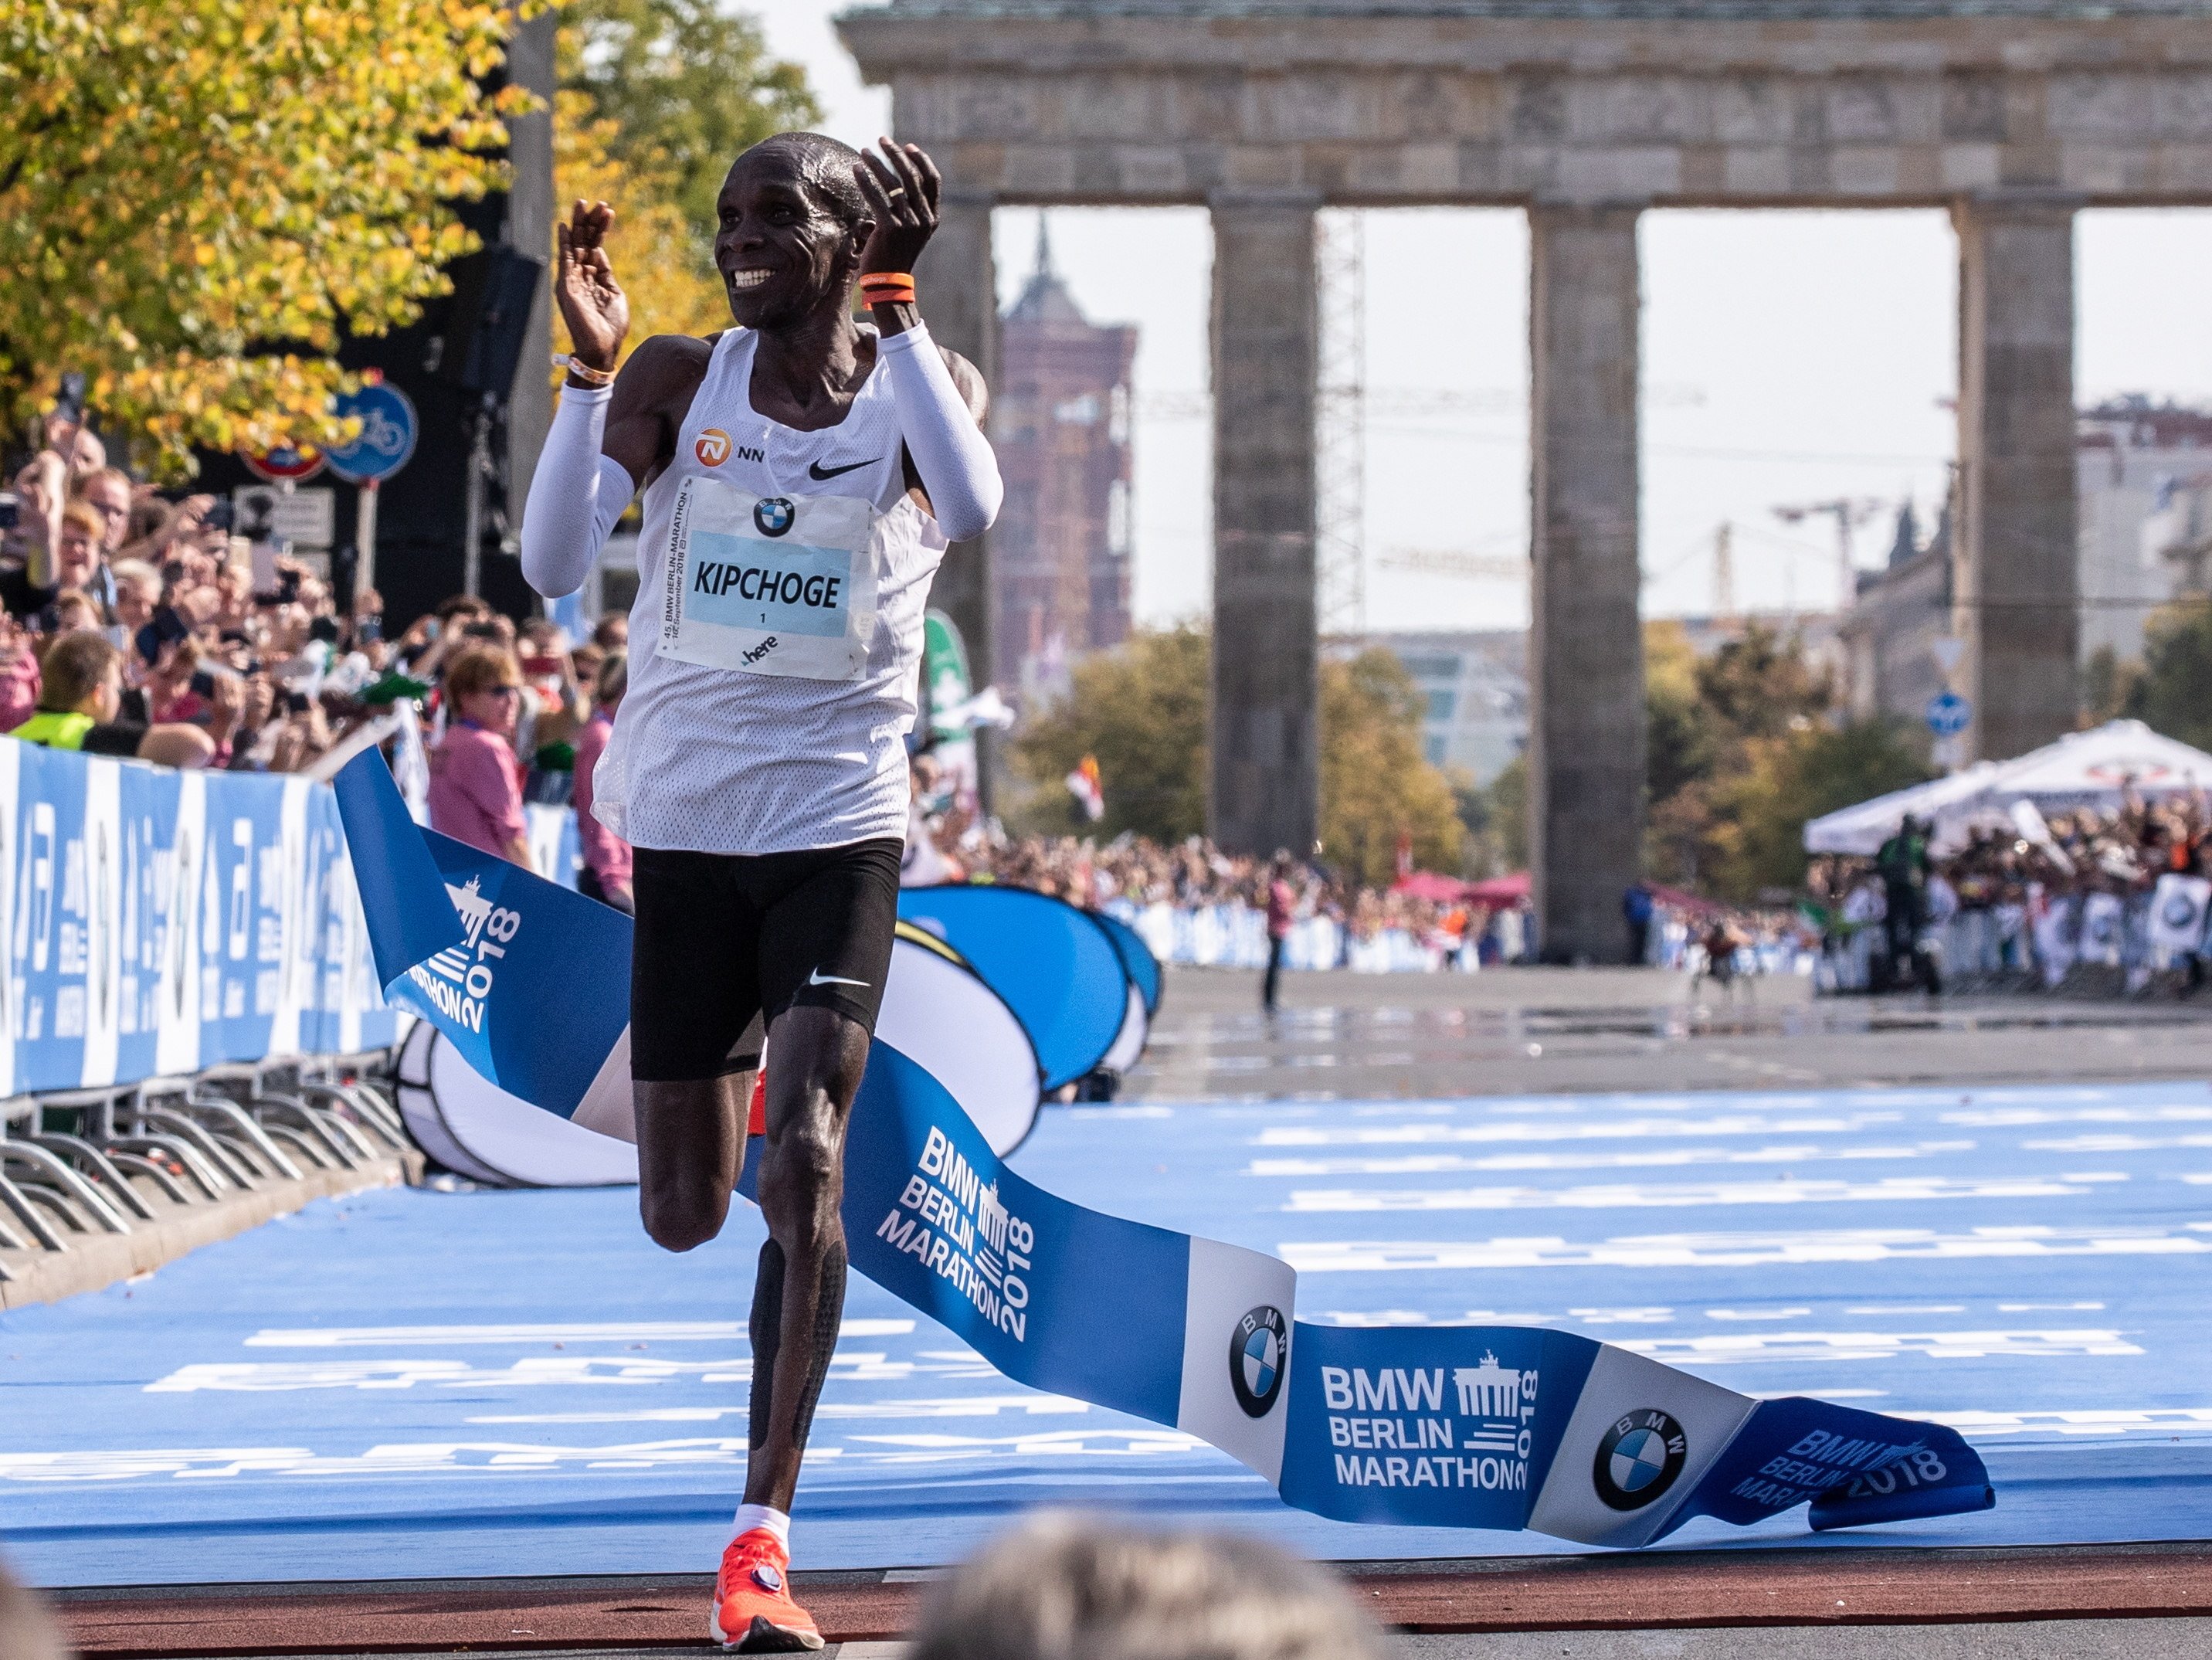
left=2166, top=893, right=2201, bottom=928
left=754, top=496, right=796, bottom=537
left=1593, top=1409, right=1687, bottom=1511
left=1229, top=1305, right=1288, bottom=1418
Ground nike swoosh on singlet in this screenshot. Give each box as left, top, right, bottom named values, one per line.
left=809, top=968, right=870, bottom=989
left=808, top=457, right=880, bottom=480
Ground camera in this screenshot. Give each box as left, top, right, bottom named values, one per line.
left=51, top=372, right=86, bottom=427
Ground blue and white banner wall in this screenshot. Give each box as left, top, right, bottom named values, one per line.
left=0, top=742, right=401, bottom=1096
left=333, top=751, right=1997, bottom=1546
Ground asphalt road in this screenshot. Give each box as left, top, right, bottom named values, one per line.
left=1129, top=967, right=2212, bottom=1101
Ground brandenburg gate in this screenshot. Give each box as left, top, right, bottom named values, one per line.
left=839, top=0, right=2212, bottom=959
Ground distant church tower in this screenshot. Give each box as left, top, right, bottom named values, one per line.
left=992, top=217, right=1138, bottom=704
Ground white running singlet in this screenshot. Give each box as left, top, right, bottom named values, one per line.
left=591, top=327, right=948, bottom=854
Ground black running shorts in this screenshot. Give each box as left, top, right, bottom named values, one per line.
left=629, top=838, right=902, bottom=1083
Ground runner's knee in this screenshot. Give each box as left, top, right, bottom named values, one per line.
left=640, top=1179, right=729, bottom=1253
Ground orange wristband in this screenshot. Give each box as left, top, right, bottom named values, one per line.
left=859, top=272, right=915, bottom=288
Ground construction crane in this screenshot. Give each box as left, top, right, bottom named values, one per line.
left=1772, top=497, right=1885, bottom=611
left=1713, top=521, right=1735, bottom=623
left=1376, top=547, right=1525, bottom=582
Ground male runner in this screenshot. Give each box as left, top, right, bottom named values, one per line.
left=519, top=131, right=999, bottom=1652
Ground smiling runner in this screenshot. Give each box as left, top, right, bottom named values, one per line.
left=518, top=131, right=1000, bottom=1652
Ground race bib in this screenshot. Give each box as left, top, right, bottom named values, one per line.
left=656, top=475, right=879, bottom=681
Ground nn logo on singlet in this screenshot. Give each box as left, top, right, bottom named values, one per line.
left=694, top=428, right=765, bottom=468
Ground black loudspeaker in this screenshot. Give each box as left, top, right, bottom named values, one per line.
left=433, top=245, right=545, bottom=399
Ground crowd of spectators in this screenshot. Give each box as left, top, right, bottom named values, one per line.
left=2, top=402, right=636, bottom=908
left=1809, top=796, right=2212, bottom=928
left=1805, top=792, right=2212, bottom=991
left=901, top=769, right=1527, bottom=963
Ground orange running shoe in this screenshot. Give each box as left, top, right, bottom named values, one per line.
left=711, top=1527, right=823, bottom=1652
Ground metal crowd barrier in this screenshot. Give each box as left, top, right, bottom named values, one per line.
left=1819, top=891, right=2185, bottom=996
left=0, top=1051, right=402, bottom=1281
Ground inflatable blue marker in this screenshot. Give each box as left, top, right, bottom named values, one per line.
left=897, top=885, right=1129, bottom=1090
left=1094, top=908, right=1162, bottom=1017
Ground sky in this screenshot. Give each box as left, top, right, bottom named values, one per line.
left=746, top=0, right=2212, bottom=634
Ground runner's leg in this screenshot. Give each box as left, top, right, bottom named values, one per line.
left=745, top=1004, right=869, bottom=1508
left=632, top=847, right=765, bottom=1252
left=744, top=840, right=901, bottom=1509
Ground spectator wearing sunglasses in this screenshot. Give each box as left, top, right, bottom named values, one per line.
left=428, top=644, right=533, bottom=871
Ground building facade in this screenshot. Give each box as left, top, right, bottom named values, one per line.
left=1356, top=631, right=1528, bottom=787
left=992, top=222, right=1138, bottom=706
left=1847, top=398, right=2212, bottom=736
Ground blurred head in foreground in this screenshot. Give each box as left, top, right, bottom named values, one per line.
left=907, top=1514, right=1382, bottom=1660
left=0, top=1560, right=70, bottom=1660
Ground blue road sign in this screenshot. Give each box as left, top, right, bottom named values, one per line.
left=324, top=382, right=418, bottom=484
left=1925, top=689, right=1972, bottom=737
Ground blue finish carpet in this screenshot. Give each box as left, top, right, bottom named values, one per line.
left=5, top=1080, right=2211, bottom=1586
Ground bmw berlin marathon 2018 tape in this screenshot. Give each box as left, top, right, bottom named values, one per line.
left=331, top=750, right=1997, bottom=1546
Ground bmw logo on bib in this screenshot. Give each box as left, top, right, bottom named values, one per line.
left=754, top=497, right=796, bottom=537
left=1593, top=1409, right=1687, bottom=1511
left=1230, top=1305, right=1288, bottom=1418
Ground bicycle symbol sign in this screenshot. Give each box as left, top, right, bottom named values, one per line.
left=325, top=383, right=419, bottom=484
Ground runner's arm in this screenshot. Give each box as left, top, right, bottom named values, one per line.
left=520, top=384, right=632, bottom=599
left=879, top=324, right=1001, bottom=543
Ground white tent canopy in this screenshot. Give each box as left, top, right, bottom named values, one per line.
left=1803, top=720, right=2212, bottom=856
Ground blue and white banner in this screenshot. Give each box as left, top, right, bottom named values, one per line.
left=0, top=742, right=401, bottom=1095
left=332, top=750, right=1995, bottom=1545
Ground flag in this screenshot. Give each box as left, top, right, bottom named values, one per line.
left=1066, top=754, right=1104, bottom=821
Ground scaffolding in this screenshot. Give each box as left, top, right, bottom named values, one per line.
left=1315, top=210, right=1366, bottom=638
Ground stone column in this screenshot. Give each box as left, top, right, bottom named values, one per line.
left=1209, top=191, right=1320, bottom=857
left=502, top=11, right=556, bottom=536
left=915, top=188, right=1000, bottom=799
left=1954, top=195, right=2079, bottom=763
left=1528, top=203, right=1644, bottom=964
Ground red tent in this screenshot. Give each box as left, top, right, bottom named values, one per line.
left=1390, top=869, right=1476, bottom=903
left=1466, top=871, right=1531, bottom=906
left=1389, top=870, right=1532, bottom=906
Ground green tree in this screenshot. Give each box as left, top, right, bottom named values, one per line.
left=2125, top=603, right=2212, bottom=751
left=1641, top=618, right=1872, bottom=897
left=558, top=0, right=816, bottom=253
left=1319, top=647, right=1464, bottom=884
left=1709, top=718, right=1932, bottom=901
left=1, top=0, right=531, bottom=471
left=1010, top=628, right=1464, bottom=881
left=2084, top=643, right=2139, bottom=726
left=1644, top=621, right=1712, bottom=808
left=1012, top=624, right=1209, bottom=841
left=1457, top=755, right=1527, bottom=877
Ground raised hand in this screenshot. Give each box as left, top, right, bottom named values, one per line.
left=852, top=139, right=943, bottom=280
left=555, top=199, right=629, bottom=374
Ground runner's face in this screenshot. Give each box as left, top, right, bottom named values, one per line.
left=714, top=153, right=859, bottom=329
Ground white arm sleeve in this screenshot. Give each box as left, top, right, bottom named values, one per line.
left=877, top=322, right=1002, bottom=544
left=520, top=384, right=635, bottom=598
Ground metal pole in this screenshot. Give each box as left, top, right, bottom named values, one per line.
left=462, top=396, right=490, bottom=599
left=355, top=480, right=379, bottom=598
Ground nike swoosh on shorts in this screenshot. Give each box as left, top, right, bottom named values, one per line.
left=808, top=457, right=878, bottom=480
left=809, top=968, right=870, bottom=988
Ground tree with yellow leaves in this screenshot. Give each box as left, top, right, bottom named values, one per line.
left=551, top=0, right=817, bottom=362
left=0, top=0, right=538, bottom=472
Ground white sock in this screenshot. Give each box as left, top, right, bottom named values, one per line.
left=733, top=1502, right=791, bottom=1550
